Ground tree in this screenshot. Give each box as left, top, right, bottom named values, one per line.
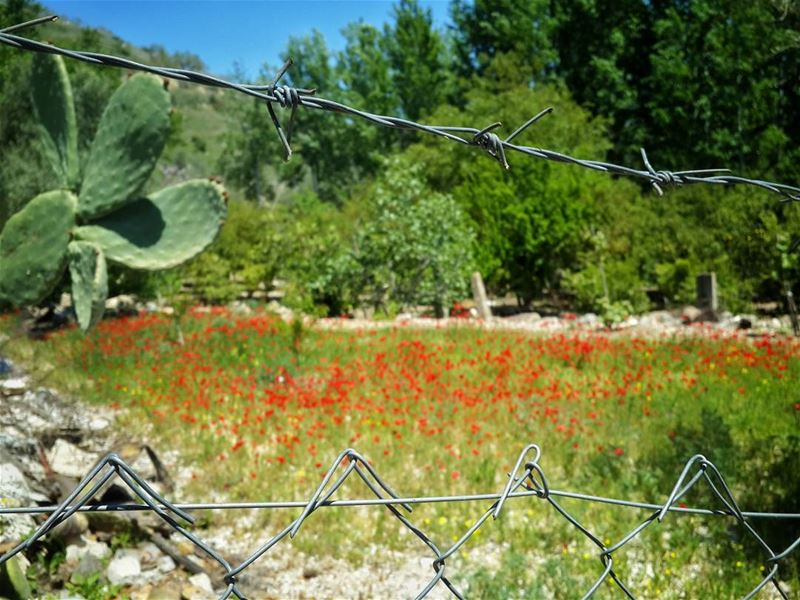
left=384, top=0, right=451, bottom=121
left=349, top=157, right=475, bottom=316
left=450, top=0, right=557, bottom=88
left=642, top=0, right=800, bottom=179
left=403, top=82, right=618, bottom=303
left=279, top=31, right=366, bottom=202
left=550, top=0, right=653, bottom=164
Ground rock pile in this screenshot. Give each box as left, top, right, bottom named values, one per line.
left=0, top=360, right=222, bottom=599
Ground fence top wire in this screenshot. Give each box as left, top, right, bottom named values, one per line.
left=1, top=444, right=798, bottom=600
left=2, top=15, right=800, bottom=203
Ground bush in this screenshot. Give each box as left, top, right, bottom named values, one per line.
left=177, top=199, right=283, bottom=303
left=345, top=157, right=476, bottom=316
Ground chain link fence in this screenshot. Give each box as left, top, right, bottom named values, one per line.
left=1, top=444, right=798, bottom=599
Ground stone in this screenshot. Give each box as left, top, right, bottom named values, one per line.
left=107, top=553, right=141, bottom=585
left=507, top=311, right=541, bottom=322
left=577, top=313, right=600, bottom=327
left=48, top=439, right=98, bottom=478
left=71, top=552, right=105, bottom=582
left=696, top=272, right=718, bottom=312
left=470, top=271, right=492, bottom=321
left=681, top=306, right=702, bottom=323
left=0, top=461, right=35, bottom=502
left=51, top=512, right=89, bottom=542
left=230, top=301, right=253, bottom=315
left=148, top=581, right=182, bottom=600
left=156, top=554, right=176, bottom=574
left=0, top=357, right=14, bottom=376
left=89, top=416, right=111, bottom=432
left=105, top=294, right=137, bottom=315
left=66, top=539, right=111, bottom=565
left=182, top=573, right=215, bottom=599
left=188, top=573, right=213, bottom=593
left=130, top=448, right=159, bottom=481
left=266, top=301, right=293, bottom=321
left=1, top=377, right=28, bottom=396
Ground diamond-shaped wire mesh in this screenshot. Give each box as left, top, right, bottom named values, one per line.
left=1, top=444, right=798, bottom=599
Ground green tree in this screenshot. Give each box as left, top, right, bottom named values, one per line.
left=643, top=0, right=800, bottom=179
left=336, top=22, right=397, bottom=167
left=349, top=157, right=475, bottom=316
left=450, top=0, right=557, bottom=88
left=217, top=64, right=281, bottom=204
left=384, top=0, right=451, bottom=121
left=550, top=0, right=653, bottom=164
left=274, top=30, right=373, bottom=202
left=404, top=83, right=617, bottom=302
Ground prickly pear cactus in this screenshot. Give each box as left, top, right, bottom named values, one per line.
left=76, top=180, right=228, bottom=269
left=31, top=53, right=79, bottom=189
left=68, top=241, right=108, bottom=331
left=0, top=54, right=227, bottom=331
left=0, top=190, right=76, bottom=306
left=79, top=73, right=171, bottom=220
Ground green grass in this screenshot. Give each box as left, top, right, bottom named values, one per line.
left=1, top=308, right=798, bottom=598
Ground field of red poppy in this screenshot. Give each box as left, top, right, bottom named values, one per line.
left=3, top=308, right=799, bottom=597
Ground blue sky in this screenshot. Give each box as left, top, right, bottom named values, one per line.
left=42, top=1, right=452, bottom=79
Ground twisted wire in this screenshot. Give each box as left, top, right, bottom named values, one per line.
left=1, top=444, right=797, bottom=599
left=1, top=16, right=799, bottom=201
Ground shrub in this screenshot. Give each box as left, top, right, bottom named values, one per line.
left=346, top=157, right=475, bottom=316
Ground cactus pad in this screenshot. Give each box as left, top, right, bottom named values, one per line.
left=0, top=555, right=32, bottom=599
left=78, top=73, right=170, bottom=220
left=75, top=179, right=226, bottom=270
left=31, top=53, right=79, bottom=188
left=68, top=241, right=108, bottom=331
left=0, top=190, right=76, bottom=306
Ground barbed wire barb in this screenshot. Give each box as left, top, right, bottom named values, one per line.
left=2, top=15, right=800, bottom=202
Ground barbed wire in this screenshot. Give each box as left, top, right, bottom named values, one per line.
left=1, top=444, right=798, bottom=599
left=2, top=15, right=800, bottom=202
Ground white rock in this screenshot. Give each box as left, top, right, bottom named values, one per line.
left=156, top=554, right=176, bottom=573
left=681, top=305, right=702, bottom=323
left=188, top=572, right=214, bottom=594
left=0, top=461, right=32, bottom=501
left=89, top=416, right=111, bottom=432
left=74, top=539, right=111, bottom=562
left=130, top=449, right=158, bottom=481
left=106, top=554, right=141, bottom=585
left=48, top=439, right=98, bottom=478
left=105, top=294, right=137, bottom=313
left=1, top=377, right=28, bottom=395
left=230, top=301, right=253, bottom=316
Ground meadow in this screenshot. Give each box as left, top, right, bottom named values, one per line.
left=3, top=308, right=799, bottom=598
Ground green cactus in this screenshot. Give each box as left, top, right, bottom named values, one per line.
left=0, top=555, right=32, bottom=599
left=76, top=180, right=228, bottom=269
left=68, top=241, right=108, bottom=331
left=0, top=190, right=76, bottom=306
left=0, top=54, right=227, bottom=331
left=79, top=73, right=171, bottom=221
left=31, top=52, right=79, bottom=188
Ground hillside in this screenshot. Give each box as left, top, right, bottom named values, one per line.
left=0, top=3, right=240, bottom=222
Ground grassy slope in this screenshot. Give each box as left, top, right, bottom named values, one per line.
left=28, top=15, right=235, bottom=189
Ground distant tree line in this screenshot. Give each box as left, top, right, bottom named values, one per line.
left=2, top=0, right=799, bottom=317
